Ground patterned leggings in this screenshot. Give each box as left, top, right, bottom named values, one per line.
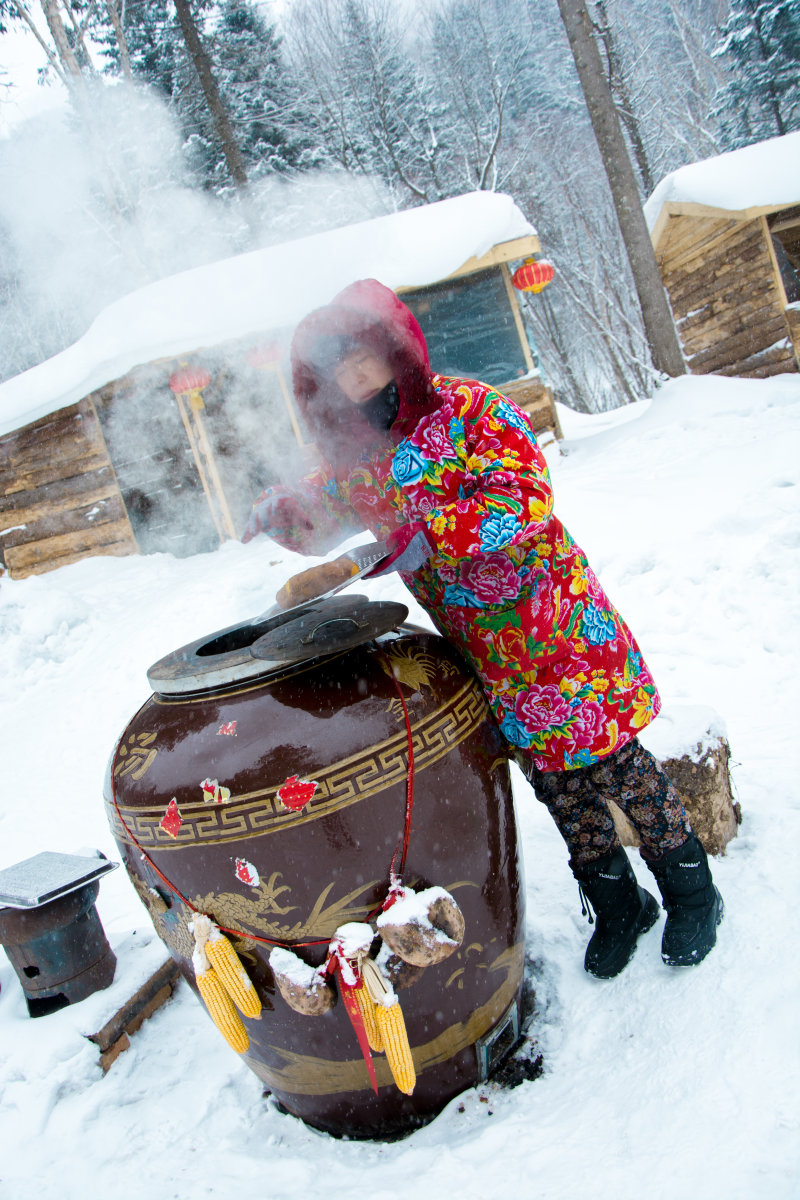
left=519, top=737, right=691, bottom=870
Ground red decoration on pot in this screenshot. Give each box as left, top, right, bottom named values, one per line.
left=201, top=777, right=230, bottom=804
left=234, top=858, right=260, bottom=887
left=159, top=797, right=183, bottom=839
left=217, top=721, right=238, bottom=737
left=169, top=366, right=212, bottom=394
left=277, top=774, right=318, bottom=812
left=511, top=258, right=555, bottom=294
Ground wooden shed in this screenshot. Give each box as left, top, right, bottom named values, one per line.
left=0, top=192, right=559, bottom=579
left=647, top=133, right=800, bottom=379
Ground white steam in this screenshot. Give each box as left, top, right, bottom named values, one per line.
left=0, top=79, right=393, bottom=383
left=0, top=79, right=394, bottom=548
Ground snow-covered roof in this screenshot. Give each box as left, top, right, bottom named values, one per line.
left=0, top=191, right=536, bottom=439
left=646, top=132, right=800, bottom=236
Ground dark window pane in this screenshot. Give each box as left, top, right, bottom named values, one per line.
left=403, top=268, right=532, bottom=382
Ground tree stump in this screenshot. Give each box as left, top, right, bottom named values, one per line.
left=609, top=705, right=741, bottom=856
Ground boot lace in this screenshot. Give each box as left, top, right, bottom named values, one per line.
left=578, top=883, right=595, bottom=925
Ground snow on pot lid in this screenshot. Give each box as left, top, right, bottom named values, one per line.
left=146, top=595, right=410, bottom=696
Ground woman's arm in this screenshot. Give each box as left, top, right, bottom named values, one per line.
left=241, top=463, right=366, bottom=554
left=401, top=386, right=555, bottom=563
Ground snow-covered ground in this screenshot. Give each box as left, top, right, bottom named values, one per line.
left=1, top=372, right=799, bottom=1199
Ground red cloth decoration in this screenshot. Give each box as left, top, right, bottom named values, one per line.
left=325, top=938, right=378, bottom=1095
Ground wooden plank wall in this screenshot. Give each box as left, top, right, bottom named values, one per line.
left=0, top=399, right=139, bottom=579
left=657, top=214, right=798, bottom=378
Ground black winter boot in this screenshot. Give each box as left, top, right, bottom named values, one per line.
left=646, top=834, right=723, bottom=967
left=573, top=847, right=660, bottom=979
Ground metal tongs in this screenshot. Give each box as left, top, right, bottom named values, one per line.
left=252, top=539, right=393, bottom=624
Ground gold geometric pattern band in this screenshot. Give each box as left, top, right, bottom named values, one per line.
left=108, top=678, right=490, bottom=851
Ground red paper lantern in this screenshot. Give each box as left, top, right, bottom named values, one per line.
left=169, top=366, right=212, bottom=394
left=511, top=258, right=555, bottom=294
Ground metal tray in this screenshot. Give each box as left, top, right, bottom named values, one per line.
left=0, top=852, right=118, bottom=910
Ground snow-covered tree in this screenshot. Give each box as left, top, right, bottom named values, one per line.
left=712, top=0, right=800, bottom=148
left=90, top=0, right=308, bottom=190
left=286, top=0, right=449, bottom=207
left=203, top=0, right=314, bottom=181
left=424, top=0, right=549, bottom=195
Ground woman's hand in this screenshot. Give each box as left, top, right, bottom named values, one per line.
left=365, top=523, right=434, bottom=576
left=275, top=556, right=360, bottom=609
left=242, top=490, right=314, bottom=544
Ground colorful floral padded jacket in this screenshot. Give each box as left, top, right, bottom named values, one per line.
left=247, top=374, right=660, bottom=773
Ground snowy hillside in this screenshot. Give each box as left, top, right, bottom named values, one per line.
left=0, top=372, right=799, bottom=1199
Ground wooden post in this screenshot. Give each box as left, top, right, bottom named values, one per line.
left=501, top=262, right=536, bottom=374
left=187, top=396, right=238, bottom=541
left=174, top=393, right=237, bottom=544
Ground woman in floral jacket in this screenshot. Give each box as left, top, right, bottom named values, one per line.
left=243, top=279, right=722, bottom=977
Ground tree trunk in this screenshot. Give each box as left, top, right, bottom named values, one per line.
left=172, top=0, right=248, bottom=190
left=591, top=0, right=654, bottom=195
left=39, top=0, right=85, bottom=85
left=105, top=0, right=133, bottom=81
left=556, top=0, right=685, bottom=377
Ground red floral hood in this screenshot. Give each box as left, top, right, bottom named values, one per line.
left=290, top=279, right=438, bottom=469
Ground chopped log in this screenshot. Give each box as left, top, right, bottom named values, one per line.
left=716, top=343, right=797, bottom=378
left=664, top=235, right=770, bottom=307
left=783, top=306, right=800, bottom=362
left=671, top=273, right=776, bottom=326
left=679, top=301, right=786, bottom=355
left=0, top=403, right=90, bottom=455
left=0, top=449, right=114, bottom=497
left=661, top=227, right=764, bottom=289
left=0, top=494, right=129, bottom=550
left=610, top=712, right=741, bottom=856
left=0, top=465, right=117, bottom=519
left=686, top=317, right=791, bottom=373
left=99, top=1032, right=131, bottom=1072
left=5, top=518, right=138, bottom=577
left=658, top=214, right=733, bottom=260
left=89, top=959, right=181, bottom=1070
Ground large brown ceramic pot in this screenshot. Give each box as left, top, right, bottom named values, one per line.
left=104, top=596, right=525, bottom=1138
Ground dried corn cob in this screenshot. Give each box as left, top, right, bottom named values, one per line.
left=199, top=919, right=262, bottom=1018
left=195, top=960, right=250, bottom=1053
left=353, top=982, right=383, bottom=1053
left=375, top=996, right=416, bottom=1095
left=191, top=915, right=256, bottom=1053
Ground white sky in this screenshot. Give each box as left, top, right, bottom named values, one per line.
left=0, top=23, right=67, bottom=137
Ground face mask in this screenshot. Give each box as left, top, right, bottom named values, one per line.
left=360, top=380, right=400, bottom=430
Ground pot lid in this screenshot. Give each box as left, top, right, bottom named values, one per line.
left=250, top=597, right=408, bottom=664
left=146, top=594, right=409, bottom=695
